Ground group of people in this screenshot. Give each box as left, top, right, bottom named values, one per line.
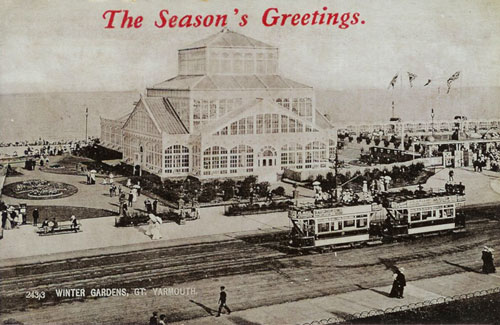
left=144, top=198, right=159, bottom=214
left=39, top=215, right=79, bottom=233
left=1, top=206, right=26, bottom=233
left=109, top=184, right=121, bottom=197
left=149, top=312, right=168, bottom=325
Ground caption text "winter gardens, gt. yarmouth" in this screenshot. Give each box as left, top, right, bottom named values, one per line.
left=102, top=7, right=366, bottom=30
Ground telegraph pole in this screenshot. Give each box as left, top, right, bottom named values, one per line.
left=85, top=107, right=89, bottom=143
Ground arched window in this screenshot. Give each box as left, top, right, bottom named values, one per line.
left=203, top=146, right=228, bottom=175
left=165, top=145, right=189, bottom=174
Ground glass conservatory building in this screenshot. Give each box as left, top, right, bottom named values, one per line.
left=100, top=28, right=336, bottom=180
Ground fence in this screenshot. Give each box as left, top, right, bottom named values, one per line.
left=299, top=286, right=500, bottom=325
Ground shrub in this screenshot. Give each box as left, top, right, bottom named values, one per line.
left=240, top=176, right=257, bottom=198
left=272, top=186, right=285, bottom=196
left=256, top=182, right=270, bottom=197
left=221, top=179, right=236, bottom=201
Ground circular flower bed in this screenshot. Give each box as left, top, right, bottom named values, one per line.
left=3, top=179, right=78, bottom=200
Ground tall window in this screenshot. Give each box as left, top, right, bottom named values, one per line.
left=244, top=53, right=254, bottom=73
left=203, top=146, right=228, bottom=175
left=230, top=145, right=254, bottom=174
left=165, top=145, right=189, bottom=174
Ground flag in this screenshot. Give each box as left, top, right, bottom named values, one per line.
left=388, top=73, right=398, bottom=89
left=407, top=72, right=417, bottom=87
left=447, top=71, right=460, bottom=94
left=424, top=79, right=432, bottom=87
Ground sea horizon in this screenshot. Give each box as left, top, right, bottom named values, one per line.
left=1, top=86, right=499, bottom=143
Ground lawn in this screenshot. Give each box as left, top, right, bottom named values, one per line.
left=25, top=205, right=117, bottom=223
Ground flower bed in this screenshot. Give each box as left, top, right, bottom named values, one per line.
left=3, top=179, right=78, bottom=200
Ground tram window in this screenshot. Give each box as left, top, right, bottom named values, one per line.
left=344, top=220, right=355, bottom=228
left=410, top=212, right=420, bottom=222
left=421, top=210, right=431, bottom=220
left=356, top=218, right=367, bottom=228
left=318, top=223, right=330, bottom=233
left=443, top=208, right=453, bottom=218
left=338, top=221, right=343, bottom=230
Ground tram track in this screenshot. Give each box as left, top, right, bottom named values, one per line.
left=0, top=208, right=498, bottom=315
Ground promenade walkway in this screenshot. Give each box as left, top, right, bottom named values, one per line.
left=170, top=271, right=500, bottom=325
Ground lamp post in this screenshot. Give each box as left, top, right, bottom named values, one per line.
left=431, top=108, right=435, bottom=136
left=85, top=107, right=89, bottom=143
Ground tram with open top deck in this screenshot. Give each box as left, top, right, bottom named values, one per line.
left=286, top=184, right=466, bottom=252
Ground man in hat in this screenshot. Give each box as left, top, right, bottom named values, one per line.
left=32, top=208, right=39, bottom=227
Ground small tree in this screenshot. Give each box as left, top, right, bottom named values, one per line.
left=199, top=183, right=217, bottom=202
left=221, top=179, right=235, bottom=201
left=256, top=181, right=270, bottom=197
left=240, top=175, right=257, bottom=198
left=272, top=186, right=285, bottom=196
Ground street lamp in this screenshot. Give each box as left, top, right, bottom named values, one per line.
left=431, top=108, right=435, bottom=136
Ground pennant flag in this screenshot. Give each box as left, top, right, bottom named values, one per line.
left=407, top=72, right=417, bottom=87
left=424, top=79, right=432, bottom=87
left=447, top=71, right=460, bottom=94
left=388, top=73, right=398, bottom=89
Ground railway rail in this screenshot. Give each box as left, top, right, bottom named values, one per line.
left=0, top=205, right=498, bottom=314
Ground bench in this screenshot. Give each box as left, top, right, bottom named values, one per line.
left=36, top=222, right=82, bottom=236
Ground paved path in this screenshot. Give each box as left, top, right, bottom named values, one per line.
left=2, top=160, right=147, bottom=212
left=424, top=167, right=500, bottom=205
left=0, top=207, right=289, bottom=261
left=169, top=271, right=500, bottom=325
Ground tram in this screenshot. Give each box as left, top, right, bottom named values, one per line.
left=286, top=184, right=466, bottom=252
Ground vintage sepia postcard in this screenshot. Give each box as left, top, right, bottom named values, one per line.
left=1, top=0, right=499, bottom=324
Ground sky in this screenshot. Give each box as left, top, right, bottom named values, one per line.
left=1, top=0, right=499, bottom=94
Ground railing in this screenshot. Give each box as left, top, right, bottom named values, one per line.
left=299, top=286, right=500, bottom=325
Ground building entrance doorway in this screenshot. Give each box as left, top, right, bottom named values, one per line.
left=258, top=147, right=277, bottom=167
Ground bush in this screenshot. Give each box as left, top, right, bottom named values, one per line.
left=221, top=179, right=236, bottom=201
left=256, top=181, right=270, bottom=197
left=272, top=186, right=285, bottom=196
left=239, top=176, right=257, bottom=198
left=199, top=183, right=217, bottom=203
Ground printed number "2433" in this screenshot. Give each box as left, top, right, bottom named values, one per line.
left=26, top=291, right=46, bottom=300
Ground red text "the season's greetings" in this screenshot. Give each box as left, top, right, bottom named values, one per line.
left=102, top=8, right=365, bottom=29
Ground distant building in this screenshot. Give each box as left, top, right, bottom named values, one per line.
left=100, top=28, right=336, bottom=180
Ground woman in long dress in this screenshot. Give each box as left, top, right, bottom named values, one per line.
left=151, top=216, right=162, bottom=240
left=4, top=212, right=13, bottom=230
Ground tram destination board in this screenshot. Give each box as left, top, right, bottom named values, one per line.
left=390, top=195, right=465, bottom=209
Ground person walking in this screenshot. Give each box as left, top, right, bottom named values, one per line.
left=396, top=268, right=406, bottom=298
left=158, top=314, right=167, bottom=325
left=153, top=199, right=158, bottom=214
left=216, top=286, right=231, bottom=317
left=389, top=268, right=399, bottom=298
left=449, top=169, right=454, bottom=182
left=128, top=191, right=134, bottom=207
left=482, top=246, right=496, bottom=274
left=32, top=208, right=39, bottom=226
